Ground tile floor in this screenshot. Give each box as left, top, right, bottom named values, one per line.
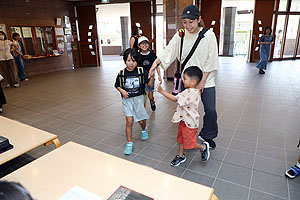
left=0, top=56, right=300, bottom=200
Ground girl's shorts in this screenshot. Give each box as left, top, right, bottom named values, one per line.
left=122, top=95, right=149, bottom=122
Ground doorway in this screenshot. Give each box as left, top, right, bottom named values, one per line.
left=219, top=0, right=255, bottom=59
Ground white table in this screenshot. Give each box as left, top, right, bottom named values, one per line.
left=0, top=116, right=60, bottom=165
left=3, top=142, right=218, bottom=200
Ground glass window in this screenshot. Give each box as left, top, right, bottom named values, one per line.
left=297, top=39, right=300, bottom=56
left=283, top=15, right=300, bottom=57
left=45, top=27, right=54, bottom=54
left=22, top=27, right=36, bottom=56
left=35, top=27, right=47, bottom=55
left=157, top=5, right=163, bottom=13
left=279, top=0, right=288, bottom=11
left=10, top=27, right=22, bottom=36
left=291, top=0, right=300, bottom=11
left=273, top=15, right=286, bottom=58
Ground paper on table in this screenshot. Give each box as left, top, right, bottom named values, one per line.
left=58, top=186, right=103, bottom=200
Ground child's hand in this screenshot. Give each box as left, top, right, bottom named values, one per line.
left=156, top=83, right=163, bottom=93
left=158, top=76, right=162, bottom=84
left=121, top=90, right=129, bottom=98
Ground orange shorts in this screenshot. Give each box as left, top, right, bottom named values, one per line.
left=177, top=121, right=198, bottom=149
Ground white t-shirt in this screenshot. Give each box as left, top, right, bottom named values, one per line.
left=0, top=40, right=14, bottom=61
left=172, top=88, right=201, bottom=129
left=158, top=28, right=219, bottom=88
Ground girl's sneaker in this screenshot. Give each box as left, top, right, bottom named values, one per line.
left=141, top=129, right=148, bottom=140
left=285, top=165, right=300, bottom=179
left=124, top=142, right=133, bottom=155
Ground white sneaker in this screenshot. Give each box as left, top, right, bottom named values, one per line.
left=5, top=84, right=11, bottom=88
left=13, top=83, right=19, bottom=88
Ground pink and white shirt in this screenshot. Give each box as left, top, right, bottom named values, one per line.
left=172, top=88, right=200, bottom=129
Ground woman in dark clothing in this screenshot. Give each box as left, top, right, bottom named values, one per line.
left=130, top=25, right=141, bottom=52
left=0, top=83, right=7, bottom=113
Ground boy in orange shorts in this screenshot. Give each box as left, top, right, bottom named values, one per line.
left=157, top=66, right=210, bottom=166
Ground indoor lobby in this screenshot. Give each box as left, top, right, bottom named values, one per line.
left=1, top=0, right=300, bottom=200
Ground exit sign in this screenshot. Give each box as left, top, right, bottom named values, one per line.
left=101, top=0, right=110, bottom=3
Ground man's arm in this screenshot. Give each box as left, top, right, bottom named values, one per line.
left=157, top=83, right=177, bottom=102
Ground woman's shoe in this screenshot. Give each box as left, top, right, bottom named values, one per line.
left=259, top=69, right=265, bottom=74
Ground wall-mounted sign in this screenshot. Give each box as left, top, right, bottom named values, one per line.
left=55, top=28, right=64, bottom=36
left=56, top=18, right=62, bottom=26
left=64, top=27, right=72, bottom=35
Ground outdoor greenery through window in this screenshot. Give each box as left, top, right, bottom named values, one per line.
left=10, top=26, right=56, bottom=58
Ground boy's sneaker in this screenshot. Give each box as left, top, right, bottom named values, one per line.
left=171, top=154, right=186, bottom=167
left=150, top=101, right=156, bottom=111
left=200, top=142, right=210, bottom=162
left=124, top=142, right=133, bottom=155
left=285, top=165, right=300, bottom=179
left=141, top=129, right=148, bottom=140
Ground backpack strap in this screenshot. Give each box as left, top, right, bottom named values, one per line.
left=181, top=28, right=209, bottom=70
left=177, top=29, right=185, bottom=73
left=137, top=67, right=144, bottom=85
left=119, top=69, right=125, bottom=88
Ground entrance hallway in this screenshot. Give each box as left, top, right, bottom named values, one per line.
left=1, top=57, right=300, bottom=200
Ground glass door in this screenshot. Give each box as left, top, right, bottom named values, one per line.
left=283, top=15, right=300, bottom=57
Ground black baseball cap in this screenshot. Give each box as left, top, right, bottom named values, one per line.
left=181, top=5, right=200, bottom=20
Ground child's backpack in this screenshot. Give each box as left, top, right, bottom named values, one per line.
left=118, top=66, right=145, bottom=88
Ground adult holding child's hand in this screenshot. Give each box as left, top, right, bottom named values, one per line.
left=150, top=5, right=219, bottom=149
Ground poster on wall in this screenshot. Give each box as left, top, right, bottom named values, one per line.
left=0, top=24, right=6, bottom=34
left=57, top=36, right=65, bottom=55
left=55, top=28, right=64, bottom=36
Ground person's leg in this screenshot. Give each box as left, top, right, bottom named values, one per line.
left=148, top=91, right=154, bottom=103
left=124, top=116, right=134, bottom=155
left=1, top=61, right=12, bottom=86
left=199, top=87, right=218, bottom=148
left=285, top=155, right=300, bottom=179
left=15, top=55, right=26, bottom=81
left=179, top=143, right=184, bottom=157
left=7, top=60, right=19, bottom=86
left=138, top=119, right=148, bottom=140
left=125, top=117, right=134, bottom=142
left=171, top=122, right=186, bottom=166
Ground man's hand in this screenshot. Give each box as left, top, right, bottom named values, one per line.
left=156, top=83, right=164, bottom=94
left=121, top=90, right=129, bottom=98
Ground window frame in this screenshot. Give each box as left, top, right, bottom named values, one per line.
left=9, top=25, right=57, bottom=58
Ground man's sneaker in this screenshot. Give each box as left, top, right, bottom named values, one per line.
left=198, top=134, right=216, bottom=149
left=285, top=165, right=300, bottom=179
left=200, top=142, right=210, bottom=162
left=171, top=154, right=186, bottom=167
left=150, top=101, right=156, bottom=111
left=141, top=129, right=148, bottom=140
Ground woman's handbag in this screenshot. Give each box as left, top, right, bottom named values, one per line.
left=172, top=28, right=209, bottom=95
